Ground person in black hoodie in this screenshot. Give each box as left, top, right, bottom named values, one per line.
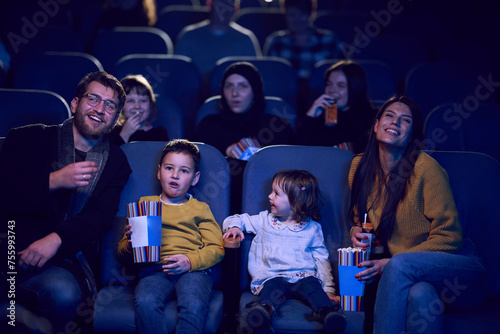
left=195, top=62, right=294, bottom=213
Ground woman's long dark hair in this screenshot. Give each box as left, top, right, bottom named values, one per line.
left=348, top=95, right=424, bottom=249
left=324, top=60, right=372, bottom=111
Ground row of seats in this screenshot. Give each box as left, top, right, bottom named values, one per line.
left=85, top=141, right=500, bottom=333
left=2, top=86, right=498, bottom=163
left=4, top=50, right=497, bottom=123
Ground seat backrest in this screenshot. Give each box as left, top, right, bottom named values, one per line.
left=239, top=145, right=355, bottom=290
left=0, top=88, right=71, bottom=136
left=100, top=141, right=231, bottom=286
left=12, top=51, right=104, bottom=104
left=195, top=95, right=298, bottom=132
left=208, top=56, right=298, bottom=108
left=154, top=95, right=186, bottom=140
left=233, top=7, right=287, bottom=49
left=313, top=10, right=371, bottom=45
left=308, top=59, right=397, bottom=106
left=424, top=103, right=500, bottom=163
left=155, top=5, right=210, bottom=43
left=426, top=151, right=500, bottom=297
left=405, top=61, right=494, bottom=119
left=353, top=34, right=431, bottom=88
left=92, top=26, right=173, bottom=72
left=114, top=54, right=203, bottom=137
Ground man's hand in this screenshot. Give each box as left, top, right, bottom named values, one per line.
left=18, top=233, right=62, bottom=271
left=49, top=161, right=99, bottom=191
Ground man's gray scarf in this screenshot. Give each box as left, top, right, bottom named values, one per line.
left=57, top=118, right=109, bottom=220
left=56, top=118, right=110, bottom=299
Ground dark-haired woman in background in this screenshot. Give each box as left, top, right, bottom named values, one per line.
left=348, top=95, right=486, bottom=333
left=195, top=62, right=294, bottom=213
left=299, top=60, right=375, bottom=153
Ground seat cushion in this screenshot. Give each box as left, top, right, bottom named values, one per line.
left=93, top=286, right=223, bottom=333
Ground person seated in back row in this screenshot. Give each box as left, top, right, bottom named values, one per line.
left=175, top=0, right=261, bottom=87
left=298, top=60, right=376, bottom=153
left=264, top=0, right=343, bottom=81
left=109, top=74, right=169, bottom=145
left=194, top=62, right=294, bottom=213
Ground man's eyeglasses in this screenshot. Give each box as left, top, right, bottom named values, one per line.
left=82, top=94, right=119, bottom=114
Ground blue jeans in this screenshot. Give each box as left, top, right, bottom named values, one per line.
left=16, top=264, right=82, bottom=333
left=373, top=251, right=486, bottom=334
left=134, top=267, right=213, bottom=334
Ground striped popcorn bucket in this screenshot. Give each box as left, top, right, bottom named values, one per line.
left=129, top=215, right=162, bottom=263
left=337, top=247, right=369, bottom=311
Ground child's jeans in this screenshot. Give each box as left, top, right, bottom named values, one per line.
left=134, top=266, right=213, bottom=334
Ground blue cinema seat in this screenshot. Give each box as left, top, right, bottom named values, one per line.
left=225, top=146, right=500, bottom=333
left=230, top=145, right=362, bottom=333
left=93, top=141, right=230, bottom=333
left=92, top=26, right=173, bottom=72
left=424, top=103, right=500, bottom=163
left=12, top=51, right=104, bottom=104
left=0, top=88, right=71, bottom=137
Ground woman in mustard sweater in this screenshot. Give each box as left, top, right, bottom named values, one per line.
left=348, top=96, right=486, bottom=333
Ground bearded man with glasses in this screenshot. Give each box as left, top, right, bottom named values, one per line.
left=0, top=71, right=132, bottom=333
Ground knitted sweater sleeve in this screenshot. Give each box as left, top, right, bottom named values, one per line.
left=403, top=153, right=463, bottom=253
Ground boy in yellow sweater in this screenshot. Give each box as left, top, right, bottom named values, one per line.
left=117, top=139, right=224, bottom=334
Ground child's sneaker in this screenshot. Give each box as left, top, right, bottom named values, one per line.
left=245, top=302, right=274, bottom=334
left=319, top=306, right=347, bottom=333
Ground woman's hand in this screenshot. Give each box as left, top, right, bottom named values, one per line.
left=327, top=292, right=341, bottom=303
left=223, top=227, right=244, bottom=241
left=120, top=112, right=142, bottom=143
left=351, top=226, right=370, bottom=249
left=163, top=254, right=191, bottom=275
left=355, top=258, right=390, bottom=282
left=306, top=94, right=335, bottom=118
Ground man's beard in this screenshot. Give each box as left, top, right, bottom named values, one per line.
left=73, top=110, right=115, bottom=140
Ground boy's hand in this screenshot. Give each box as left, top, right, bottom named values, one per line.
left=223, top=227, right=244, bottom=241
left=327, top=292, right=341, bottom=303
left=124, top=223, right=133, bottom=250
left=163, top=254, right=191, bottom=275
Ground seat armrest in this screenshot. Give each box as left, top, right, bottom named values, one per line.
left=223, top=235, right=241, bottom=249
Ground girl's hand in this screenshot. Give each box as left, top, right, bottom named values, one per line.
left=327, top=292, right=341, bottom=303
left=355, top=258, right=390, bottom=282
left=120, top=113, right=142, bottom=143
left=163, top=254, right=191, bottom=275
left=351, top=226, right=370, bottom=249
left=306, top=94, right=334, bottom=118
left=223, top=227, right=244, bottom=241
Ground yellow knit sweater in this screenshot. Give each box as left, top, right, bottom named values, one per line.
left=349, top=152, right=463, bottom=255
left=117, top=195, right=224, bottom=271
